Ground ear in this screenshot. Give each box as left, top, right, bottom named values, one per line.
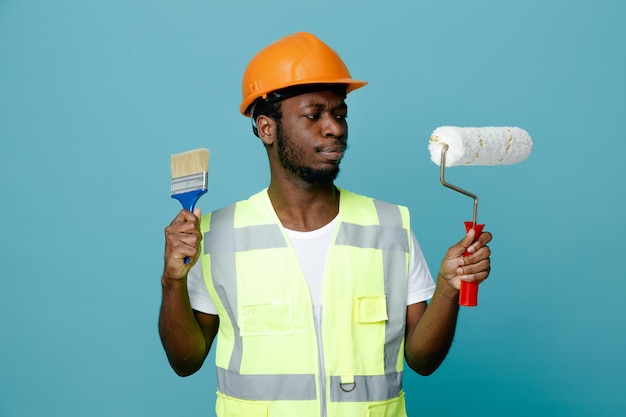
left=256, top=115, right=276, bottom=146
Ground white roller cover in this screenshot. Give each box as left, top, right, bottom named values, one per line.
left=429, top=126, right=533, bottom=167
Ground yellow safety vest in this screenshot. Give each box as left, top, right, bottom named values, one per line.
left=200, top=188, right=411, bottom=417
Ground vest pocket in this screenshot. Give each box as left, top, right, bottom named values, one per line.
left=355, top=295, right=388, bottom=323
left=241, top=300, right=294, bottom=336
left=216, top=391, right=269, bottom=417
left=366, top=391, right=407, bottom=417
left=340, top=295, right=388, bottom=374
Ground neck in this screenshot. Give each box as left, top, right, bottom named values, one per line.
left=267, top=180, right=339, bottom=232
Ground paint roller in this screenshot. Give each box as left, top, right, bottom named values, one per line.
left=429, top=126, right=533, bottom=306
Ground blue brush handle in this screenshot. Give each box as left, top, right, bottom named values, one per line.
left=172, top=189, right=207, bottom=211
left=172, top=189, right=207, bottom=264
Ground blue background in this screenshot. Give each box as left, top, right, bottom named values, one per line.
left=1, top=0, right=624, bottom=416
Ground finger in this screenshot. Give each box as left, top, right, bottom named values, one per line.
left=448, top=229, right=476, bottom=259
left=457, top=256, right=491, bottom=275
left=169, top=209, right=197, bottom=226
left=457, top=258, right=491, bottom=282
left=168, top=211, right=203, bottom=235
left=464, top=245, right=491, bottom=265
left=166, top=232, right=201, bottom=265
left=164, top=218, right=202, bottom=255
left=174, top=238, right=199, bottom=262
left=167, top=224, right=202, bottom=244
left=466, top=231, right=493, bottom=254
left=459, top=270, right=490, bottom=284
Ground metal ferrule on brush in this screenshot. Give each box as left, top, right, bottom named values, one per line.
left=170, top=172, right=208, bottom=194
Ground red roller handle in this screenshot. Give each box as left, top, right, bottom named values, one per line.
left=459, top=222, right=485, bottom=307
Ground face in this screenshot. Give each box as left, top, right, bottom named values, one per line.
left=274, top=90, right=348, bottom=185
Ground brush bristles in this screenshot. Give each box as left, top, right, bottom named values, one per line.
left=171, top=148, right=210, bottom=178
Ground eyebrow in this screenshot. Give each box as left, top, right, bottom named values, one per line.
left=301, top=101, right=348, bottom=112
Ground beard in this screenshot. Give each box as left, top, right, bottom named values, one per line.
left=276, top=122, right=341, bottom=184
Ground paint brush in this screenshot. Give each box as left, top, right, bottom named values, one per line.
left=170, top=148, right=209, bottom=264
left=170, top=148, right=210, bottom=211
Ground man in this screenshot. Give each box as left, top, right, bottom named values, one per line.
left=159, top=32, right=492, bottom=417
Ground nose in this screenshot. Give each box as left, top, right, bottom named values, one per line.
left=322, top=113, right=346, bottom=140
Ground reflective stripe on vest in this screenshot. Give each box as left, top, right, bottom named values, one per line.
left=204, top=192, right=408, bottom=403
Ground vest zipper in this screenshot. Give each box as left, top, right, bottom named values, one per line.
left=316, top=305, right=326, bottom=417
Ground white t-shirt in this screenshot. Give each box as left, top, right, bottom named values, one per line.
left=187, top=216, right=435, bottom=316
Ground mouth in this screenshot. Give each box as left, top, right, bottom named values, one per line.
left=318, top=146, right=345, bottom=162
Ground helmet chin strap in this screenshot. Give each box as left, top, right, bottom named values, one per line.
left=249, top=101, right=259, bottom=137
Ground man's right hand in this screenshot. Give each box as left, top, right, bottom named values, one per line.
left=162, top=208, right=202, bottom=281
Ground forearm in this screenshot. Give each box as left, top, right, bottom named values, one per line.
left=405, top=277, right=459, bottom=375
left=158, top=276, right=208, bottom=376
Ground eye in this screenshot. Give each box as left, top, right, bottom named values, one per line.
left=335, top=113, right=348, bottom=120
left=305, top=113, right=320, bottom=120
